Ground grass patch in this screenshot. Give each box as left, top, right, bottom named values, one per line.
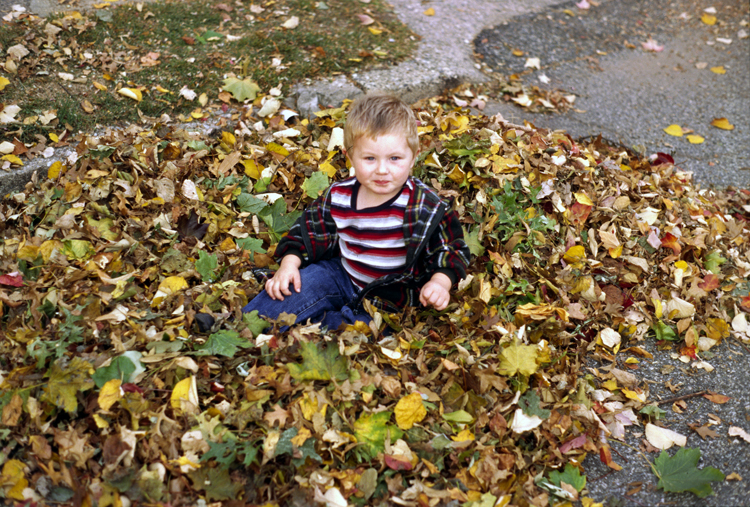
left=1, top=0, right=417, bottom=142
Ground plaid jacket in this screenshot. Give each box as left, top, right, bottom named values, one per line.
left=274, top=176, right=471, bottom=313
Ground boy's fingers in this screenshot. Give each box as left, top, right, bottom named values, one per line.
left=293, top=273, right=301, bottom=292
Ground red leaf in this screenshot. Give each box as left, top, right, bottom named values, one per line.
left=660, top=232, right=682, bottom=255
left=0, top=272, right=23, bottom=287
left=703, top=392, right=731, bottom=404
left=559, top=434, right=587, bottom=454
left=651, top=152, right=674, bottom=166
left=740, top=295, right=750, bottom=313
left=599, top=444, right=622, bottom=471
left=568, top=202, right=592, bottom=229
left=385, top=455, right=413, bottom=471
left=680, top=345, right=698, bottom=360
left=121, top=383, right=144, bottom=394
left=698, top=274, right=720, bottom=291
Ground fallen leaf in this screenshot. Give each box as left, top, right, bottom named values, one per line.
left=711, top=117, right=734, bottom=130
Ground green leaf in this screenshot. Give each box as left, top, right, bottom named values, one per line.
left=258, top=198, right=302, bottom=242
left=548, top=463, right=586, bottom=492
left=287, top=341, right=348, bottom=381
left=240, top=441, right=259, bottom=466
left=236, top=237, right=266, bottom=261
left=301, top=171, right=329, bottom=199
left=188, top=466, right=242, bottom=502
left=201, top=440, right=237, bottom=465
left=653, top=447, right=724, bottom=498
left=653, top=320, right=677, bottom=341
left=62, top=239, right=95, bottom=260
left=242, top=310, right=269, bottom=338
left=235, top=192, right=268, bottom=214
left=353, top=411, right=403, bottom=456
left=222, top=77, right=261, bottom=102
left=703, top=250, right=727, bottom=274
left=194, top=330, right=251, bottom=357
left=442, top=410, right=474, bottom=424
left=93, top=355, right=136, bottom=388
left=518, top=390, right=550, bottom=419
left=463, top=225, right=485, bottom=257
left=640, top=404, right=667, bottom=420
left=196, top=251, right=219, bottom=283
left=86, top=215, right=119, bottom=241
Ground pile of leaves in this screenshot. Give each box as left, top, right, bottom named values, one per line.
left=0, top=93, right=748, bottom=506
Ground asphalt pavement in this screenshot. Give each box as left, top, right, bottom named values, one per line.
left=1, top=0, right=749, bottom=506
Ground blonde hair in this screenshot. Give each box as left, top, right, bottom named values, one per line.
left=344, top=92, right=418, bottom=156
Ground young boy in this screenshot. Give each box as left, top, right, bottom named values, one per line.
left=241, top=93, right=471, bottom=330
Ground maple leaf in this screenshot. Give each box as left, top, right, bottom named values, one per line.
left=176, top=211, right=209, bottom=240
left=497, top=340, right=538, bottom=377
left=652, top=447, right=724, bottom=498
left=222, top=77, right=261, bottom=102
left=353, top=411, right=403, bottom=456
left=287, top=341, right=348, bottom=382
left=698, top=274, right=720, bottom=291
left=41, top=357, right=95, bottom=413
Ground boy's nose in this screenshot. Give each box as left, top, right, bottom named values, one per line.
left=376, top=161, right=388, bottom=173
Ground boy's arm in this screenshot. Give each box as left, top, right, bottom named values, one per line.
left=419, top=272, right=453, bottom=310
left=273, top=188, right=338, bottom=266
left=421, top=207, right=472, bottom=286
left=265, top=255, right=302, bottom=301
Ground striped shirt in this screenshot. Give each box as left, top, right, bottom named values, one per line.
left=330, top=179, right=412, bottom=289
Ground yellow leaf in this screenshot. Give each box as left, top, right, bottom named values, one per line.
left=711, top=117, right=734, bottom=130
left=663, top=124, right=684, bottom=137
left=1, top=460, right=27, bottom=500
left=199, top=92, right=208, bottom=106
left=653, top=297, right=663, bottom=319
left=674, top=260, right=688, bottom=270
left=152, top=275, right=189, bottom=306
left=447, top=164, right=466, bottom=184
left=158, top=276, right=188, bottom=294
left=686, top=134, right=705, bottom=144
left=622, top=388, right=646, bottom=402
left=266, top=142, right=290, bottom=157
left=118, top=87, right=142, bottom=101
left=243, top=159, right=261, bottom=179
left=563, top=245, right=586, bottom=267
left=154, top=85, right=170, bottom=93
left=219, top=237, right=236, bottom=252
left=1, top=154, right=22, bottom=166
left=300, top=392, right=326, bottom=420
left=705, top=318, right=730, bottom=341
left=291, top=427, right=312, bottom=447
left=319, top=161, right=338, bottom=178
left=394, top=392, right=427, bottom=430
left=49, top=132, right=59, bottom=143
left=82, top=100, right=95, bottom=113
left=170, top=376, right=199, bottom=415
left=98, top=379, right=122, bottom=411
left=710, top=66, right=726, bottom=74
left=608, top=245, right=623, bottom=258
left=574, top=192, right=593, bottom=206
left=222, top=130, right=236, bottom=147
left=701, top=13, right=717, bottom=25
left=93, top=81, right=107, bottom=91
left=93, top=413, right=110, bottom=428
left=368, top=27, right=382, bottom=35
left=423, top=7, right=435, bottom=15
left=497, top=340, right=539, bottom=377
left=0, top=76, right=9, bottom=91
left=451, top=428, right=475, bottom=442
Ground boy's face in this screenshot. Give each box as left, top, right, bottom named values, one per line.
left=347, top=132, right=416, bottom=207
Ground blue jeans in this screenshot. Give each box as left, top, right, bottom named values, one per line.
left=242, top=258, right=373, bottom=331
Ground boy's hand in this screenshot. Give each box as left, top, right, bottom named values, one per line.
left=419, top=272, right=453, bottom=311
left=266, top=255, right=302, bottom=301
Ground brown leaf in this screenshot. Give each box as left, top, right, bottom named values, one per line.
left=181, top=35, right=196, bottom=45
left=698, top=274, right=720, bottom=291
left=689, top=422, right=719, bottom=440
left=1, top=393, right=23, bottom=426
left=703, top=392, right=731, bottom=404
left=264, top=404, right=290, bottom=428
